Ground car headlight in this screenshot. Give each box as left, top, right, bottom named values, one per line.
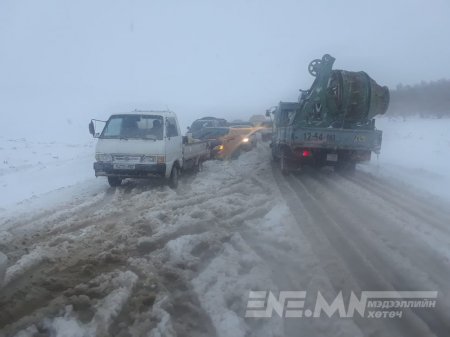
left=96, top=153, right=112, bottom=162
left=242, top=137, right=249, bottom=143
left=141, top=155, right=157, bottom=163
left=214, top=145, right=224, bottom=151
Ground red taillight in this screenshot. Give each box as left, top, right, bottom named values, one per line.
left=302, top=150, right=312, bottom=157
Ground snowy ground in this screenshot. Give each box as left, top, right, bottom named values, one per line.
left=0, top=137, right=103, bottom=213
left=0, top=117, right=450, bottom=337
left=364, top=116, right=450, bottom=200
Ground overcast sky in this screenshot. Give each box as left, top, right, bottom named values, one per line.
left=1, top=0, right=449, bottom=141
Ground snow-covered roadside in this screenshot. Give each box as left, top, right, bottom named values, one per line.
left=362, top=116, right=450, bottom=200
left=0, top=137, right=106, bottom=220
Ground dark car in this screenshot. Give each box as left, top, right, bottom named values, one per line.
left=189, top=117, right=228, bottom=139
left=195, top=127, right=230, bottom=157
left=196, top=126, right=257, bottom=159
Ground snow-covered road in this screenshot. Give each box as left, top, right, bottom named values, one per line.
left=1, top=139, right=450, bottom=336
left=0, top=117, right=449, bottom=337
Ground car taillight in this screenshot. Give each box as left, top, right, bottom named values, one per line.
left=302, top=150, right=312, bottom=157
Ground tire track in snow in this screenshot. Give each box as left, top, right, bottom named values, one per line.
left=301, top=172, right=450, bottom=335
left=349, top=172, right=450, bottom=234
left=272, top=165, right=442, bottom=337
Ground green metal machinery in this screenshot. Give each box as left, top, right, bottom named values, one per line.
left=270, top=54, right=390, bottom=173
left=295, top=54, right=390, bottom=129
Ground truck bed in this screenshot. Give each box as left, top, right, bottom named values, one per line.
left=183, top=140, right=210, bottom=161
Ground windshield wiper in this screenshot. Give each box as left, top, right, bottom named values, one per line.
left=120, top=136, right=128, bottom=140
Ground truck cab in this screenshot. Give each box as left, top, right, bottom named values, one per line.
left=89, top=111, right=183, bottom=187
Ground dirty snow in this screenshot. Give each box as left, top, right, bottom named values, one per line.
left=12, top=271, right=138, bottom=337
left=4, top=246, right=48, bottom=286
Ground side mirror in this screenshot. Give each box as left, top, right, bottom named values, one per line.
left=265, top=109, right=271, bottom=117
left=182, top=136, right=188, bottom=145
left=89, top=121, right=95, bottom=136
left=187, top=126, right=191, bottom=131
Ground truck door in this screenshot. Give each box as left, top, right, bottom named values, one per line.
left=165, top=117, right=182, bottom=173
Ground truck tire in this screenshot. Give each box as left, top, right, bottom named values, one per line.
left=271, top=146, right=279, bottom=162
left=168, top=166, right=179, bottom=189
left=280, top=149, right=289, bottom=175
left=108, top=177, right=122, bottom=187
left=196, top=159, right=203, bottom=173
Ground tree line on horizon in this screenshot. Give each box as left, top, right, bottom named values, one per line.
left=386, top=79, right=450, bottom=117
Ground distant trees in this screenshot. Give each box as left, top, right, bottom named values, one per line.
left=387, top=79, right=450, bottom=117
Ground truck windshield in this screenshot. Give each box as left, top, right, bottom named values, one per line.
left=101, top=114, right=164, bottom=140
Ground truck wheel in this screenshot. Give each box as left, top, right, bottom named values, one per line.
left=108, top=177, right=122, bottom=187
left=196, top=160, right=203, bottom=173
left=271, top=146, right=279, bottom=162
left=280, top=150, right=289, bottom=175
left=168, top=166, right=179, bottom=189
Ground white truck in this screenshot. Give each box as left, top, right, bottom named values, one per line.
left=89, top=110, right=210, bottom=188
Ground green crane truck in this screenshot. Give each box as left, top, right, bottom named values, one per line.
left=268, top=54, right=390, bottom=174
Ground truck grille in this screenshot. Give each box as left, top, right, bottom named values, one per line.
left=113, top=155, right=142, bottom=163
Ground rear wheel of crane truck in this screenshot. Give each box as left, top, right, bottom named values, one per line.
left=271, top=144, right=279, bottom=163
left=107, top=176, right=122, bottom=187
left=168, top=165, right=179, bottom=189
left=280, top=148, right=290, bottom=175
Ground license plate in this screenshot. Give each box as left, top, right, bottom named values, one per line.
left=113, top=163, right=135, bottom=170
left=303, top=132, right=336, bottom=143
left=326, top=153, right=338, bottom=162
